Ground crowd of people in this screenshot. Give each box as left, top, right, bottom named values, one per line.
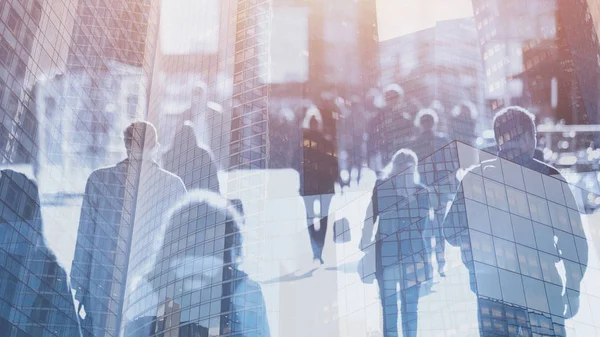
left=0, top=97, right=590, bottom=337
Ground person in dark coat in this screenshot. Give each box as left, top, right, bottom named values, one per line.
left=163, top=124, right=220, bottom=193
left=300, top=102, right=340, bottom=264
left=410, top=108, right=451, bottom=159
left=450, top=101, right=479, bottom=146
left=382, top=84, right=416, bottom=152
left=409, top=108, right=450, bottom=277
left=361, top=149, right=437, bottom=337
left=71, top=121, right=187, bottom=337
left=0, top=169, right=80, bottom=336
left=146, top=190, right=270, bottom=336
left=443, top=106, right=588, bottom=336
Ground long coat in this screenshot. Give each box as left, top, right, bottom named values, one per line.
left=443, top=157, right=588, bottom=320
left=70, top=159, right=186, bottom=337
left=363, top=177, right=435, bottom=287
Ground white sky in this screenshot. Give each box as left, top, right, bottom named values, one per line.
left=158, top=0, right=474, bottom=54
left=160, top=0, right=220, bottom=55
left=376, top=0, right=475, bottom=41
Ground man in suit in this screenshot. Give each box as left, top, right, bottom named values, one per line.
left=71, top=121, right=187, bottom=337
left=443, top=106, right=588, bottom=336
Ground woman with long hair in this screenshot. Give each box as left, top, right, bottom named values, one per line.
left=361, top=149, right=438, bottom=337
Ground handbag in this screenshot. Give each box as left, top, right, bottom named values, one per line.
left=333, top=218, right=351, bottom=243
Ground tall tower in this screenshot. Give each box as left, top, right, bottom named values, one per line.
left=472, top=0, right=600, bottom=126
left=145, top=0, right=238, bottom=173
left=0, top=0, right=49, bottom=166
left=65, top=0, right=160, bottom=169
left=377, top=18, right=485, bottom=159
left=138, top=1, right=381, bottom=335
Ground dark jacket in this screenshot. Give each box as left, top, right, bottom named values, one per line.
left=71, top=159, right=186, bottom=336
left=443, top=157, right=587, bottom=319
left=361, top=176, right=435, bottom=284
left=146, top=198, right=270, bottom=337
left=0, top=170, right=80, bottom=336
left=163, top=126, right=220, bottom=193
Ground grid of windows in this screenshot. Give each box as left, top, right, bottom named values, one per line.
left=378, top=18, right=485, bottom=163
left=443, top=142, right=588, bottom=336
left=332, top=141, right=594, bottom=336
left=124, top=196, right=268, bottom=337
left=0, top=170, right=80, bottom=336
left=2, top=1, right=600, bottom=337
left=473, top=0, right=600, bottom=125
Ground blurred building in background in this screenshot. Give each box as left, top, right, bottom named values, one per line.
left=472, top=0, right=600, bottom=127
left=145, top=0, right=237, bottom=170
left=30, top=0, right=161, bottom=193
left=1, top=0, right=51, bottom=167
left=64, top=0, right=159, bottom=169
left=1, top=0, right=600, bottom=336
left=378, top=18, right=485, bottom=159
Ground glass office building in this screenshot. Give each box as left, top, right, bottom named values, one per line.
left=378, top=17, right=486, bottom=159
left=472, top=0, right=600, bottom=126
left=0, top=170, right=80, bottom=336
left=2, top=0, right=163, bottom=336
left=336, top=141, right=598, bottom=336
left=2, top=0, right=600, bottom=336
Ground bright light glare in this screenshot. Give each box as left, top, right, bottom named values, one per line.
left=160, top=0, right=219, bottom=55
left=376, top=0, right=474, bottom=40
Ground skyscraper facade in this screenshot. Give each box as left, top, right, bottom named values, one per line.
left=440, top=141, right=589, bottom=336
left=64, top=0, right=160, bottom=169
left=378, top=18, right=485, bottom=161
left=145, top=0, right=237, bottom=171
left=0, top=2, right=84, bottom=336
left=1, top=0, right=49, bottom=166
left=137, top=1, right=381, bottom=336
left=472, top=0, right=600, bottom=125
left=0, top=0, right=164, bottom=336
left=2, top=2, right=600, bottom=337
left=0, top=169, right=80, bottom=337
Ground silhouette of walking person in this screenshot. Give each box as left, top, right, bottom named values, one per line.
left=361, top=149, right=437, bottom=337
left=443, top=106, right=588, bottom=336
left=0, top=170, right=80, bottom=336
left=301, top=100, right=339, bottom=265
left=450, top=101, right=479, bottom=146
left=410, top=108, right=451, bottom=159
left=163, top=123, right=220, bottom=193
left=410, top=108, right=450, bottom=277
left=147, top=190, right=270, bottom=336
left=71, top=121, right=187, bottom=337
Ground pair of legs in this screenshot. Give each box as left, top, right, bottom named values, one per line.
left=308, top=216, right=328, bottom=264
left=376, top=262, right=421, bottom=337
left=422, top=217, right=446, bottom=278
left=305, top=194, right=334, bottom=264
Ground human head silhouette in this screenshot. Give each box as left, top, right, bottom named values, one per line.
left=124, top=121, right=159, bottom=162
left=383, top=83, right=404, bottom=106
left=381, top=148, right=420, bottom=188
left=493, top=106, right=537, bottom=163
left=414, top=108, right=439, bottom=132
left=152, top=190, right=243, bottom=291
left=173, top=124, right=198, bottom=149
